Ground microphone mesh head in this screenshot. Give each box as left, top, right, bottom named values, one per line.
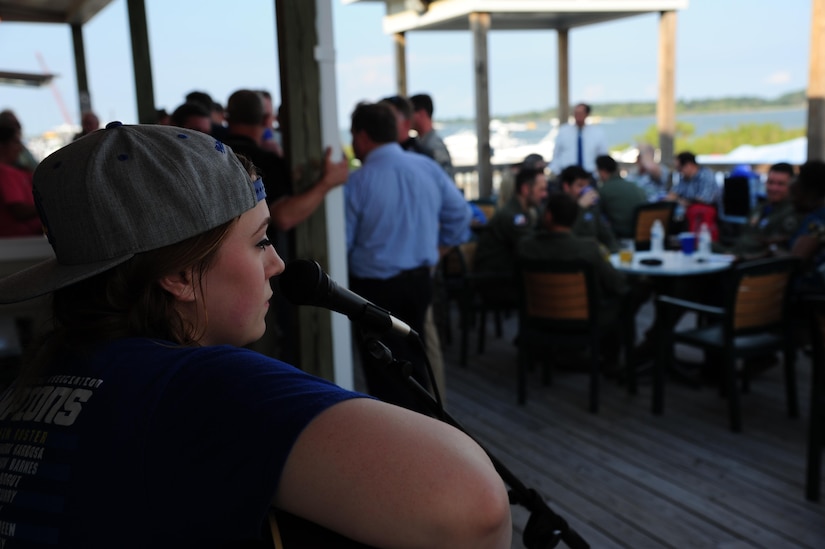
left=279, top=259, right=325, bottom=306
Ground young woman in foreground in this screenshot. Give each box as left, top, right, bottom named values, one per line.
left=0, top=124, right=511, bottom=548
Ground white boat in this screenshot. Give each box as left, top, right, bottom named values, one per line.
left=26, top=124, right=78, bottom=162
left=443, top=119, right=558, bottom=167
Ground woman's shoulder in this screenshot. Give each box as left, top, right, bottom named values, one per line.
left=96, top=338, right=303, bottom=387
left=108, top=338, right=282, bottom=362
left=99, top=338, right=362, bottom=407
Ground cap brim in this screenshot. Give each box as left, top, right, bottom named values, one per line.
left=0, top=255, right=132, bottom=305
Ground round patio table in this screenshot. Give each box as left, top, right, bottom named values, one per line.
left=609, top=250, right=736, bottom=276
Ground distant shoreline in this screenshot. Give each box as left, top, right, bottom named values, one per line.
left=442, top=105, right=807, bottom=126
left=434, top=107, right=807, bottom=157
left=442, top=89, right=807, bottom=125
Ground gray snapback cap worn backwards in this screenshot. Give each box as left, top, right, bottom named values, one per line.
left=0, top=122, right=266, bottom=304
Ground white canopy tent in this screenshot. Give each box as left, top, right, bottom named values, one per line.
left=698, top=137, right=807, bottom=168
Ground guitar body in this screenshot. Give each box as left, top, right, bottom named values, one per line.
left=268, top=508, right=380, bottom=549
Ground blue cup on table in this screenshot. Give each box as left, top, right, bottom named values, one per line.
left=679, top=232, right=696, bottom=255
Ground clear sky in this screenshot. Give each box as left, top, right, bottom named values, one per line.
left=0, top=0, right=812, bottom=136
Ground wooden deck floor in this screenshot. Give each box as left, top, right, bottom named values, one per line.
left=417, top=301, right=824, bottom=548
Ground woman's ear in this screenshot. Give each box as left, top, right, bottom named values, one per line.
left=158, top=270, right=197, bottom=302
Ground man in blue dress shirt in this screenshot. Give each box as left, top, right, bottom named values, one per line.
left=345, top=101, right=472, bottom=407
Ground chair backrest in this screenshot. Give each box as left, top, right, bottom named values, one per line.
left=439, top=242, right=479, bottom=302
left=685, top=203, right=719, bottom=241
left=469, top=199, right=497, bottom=223
left=441, top=245, right=465, bottom=279
left=523, top=271, right=588, bottom=320
left=632, top=202, right=675, bottom=246
left=440, top=240, right=478, bottom=276
left=727, top=257, right=800, bottom=332
left=476, top=203, right=496, bottom=221
left=722, top=176, right=752, bottom=219
left=518, top=259, right=597, bottom=324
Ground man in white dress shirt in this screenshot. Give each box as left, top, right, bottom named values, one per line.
left=549, top=102, right=608, bottom=176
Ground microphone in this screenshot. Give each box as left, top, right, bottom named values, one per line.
left=279, top=259, right=419, bottom=339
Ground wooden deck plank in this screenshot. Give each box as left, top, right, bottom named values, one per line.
left=352, top=295, right=824, bottom=548
left=429, top=302, right=825, bottom=549
left=448, top=368, right=815, bottom=548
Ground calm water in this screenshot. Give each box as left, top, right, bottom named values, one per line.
left=436, top=107, right=807, bottom=150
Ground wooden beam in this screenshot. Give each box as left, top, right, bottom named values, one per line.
left=276, top=0, right=335, bottom=381
left=657, top=10, right=677, bottom=167
left=71, top=23, right=91, bottom=114
left=470, top=11, right=492, bottom=198
left=394, top=32, right=408, bottom=96
left=557, top=28, right=570, bottom=124
left=125, top=0, right=156, bottom=124
left=808, top=0, right=825, bottom=162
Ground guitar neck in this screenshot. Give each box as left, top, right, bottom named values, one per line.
left=269, top=508, right=379, bottom=549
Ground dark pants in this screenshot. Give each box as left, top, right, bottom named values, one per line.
left=350, top=267, right=433, bottom=410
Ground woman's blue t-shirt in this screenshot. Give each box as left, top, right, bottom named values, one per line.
left=0, top=339, right=366, bottom=547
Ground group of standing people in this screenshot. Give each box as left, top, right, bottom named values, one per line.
left=346, top=94, right=465, bottom=407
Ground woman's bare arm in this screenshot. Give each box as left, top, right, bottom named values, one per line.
left=275, top=398, right=512, bottom=549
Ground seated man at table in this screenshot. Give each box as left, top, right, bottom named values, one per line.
left=628, top=143, right=671, bottom=202
left=517, top=192, right=629, bottom=365
left=559, top=165, right=619, bottom=253
left=668, top=151, right=720, bottom=236
left=596, top=154, right=648, bottom=239
left=474, top=167, right=548, bottom=304
left=720, top=162, right=801, bottom=259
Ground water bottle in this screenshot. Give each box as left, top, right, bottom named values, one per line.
left=698, top=222, right=712, bottom=258
left=650, top=219, right=664, bottom=254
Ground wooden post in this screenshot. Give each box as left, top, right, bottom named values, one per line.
left=657, top=10, right=677, bottom=167
left=125, top=0, right=156, bottom=124
left=470, top=12, right=492, bottom=199
left=71, top=23, right=91, bottom=115
left=276, top=0, right=335, bottom=381
left=808, top=0, right=825, bottom=162
left=557, top=28, right=570, bottom=124
left=395, top=32, right=408, bottom=96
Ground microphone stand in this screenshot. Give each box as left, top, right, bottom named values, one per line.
left=358, top=330, right=590, bottom=549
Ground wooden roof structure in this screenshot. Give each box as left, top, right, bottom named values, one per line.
left=347, top=0, right=825, bottom=184
left=0, top=1, right=108, bottom=89
left=0, top=70, right=54, bottom=87
left=0, top=0, right=131, bottom=115
left=345, top=0, right=689, bottom=196
left=0, top=0, right=111, bottom=24
left=345, top=0, right=688, bottom=31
